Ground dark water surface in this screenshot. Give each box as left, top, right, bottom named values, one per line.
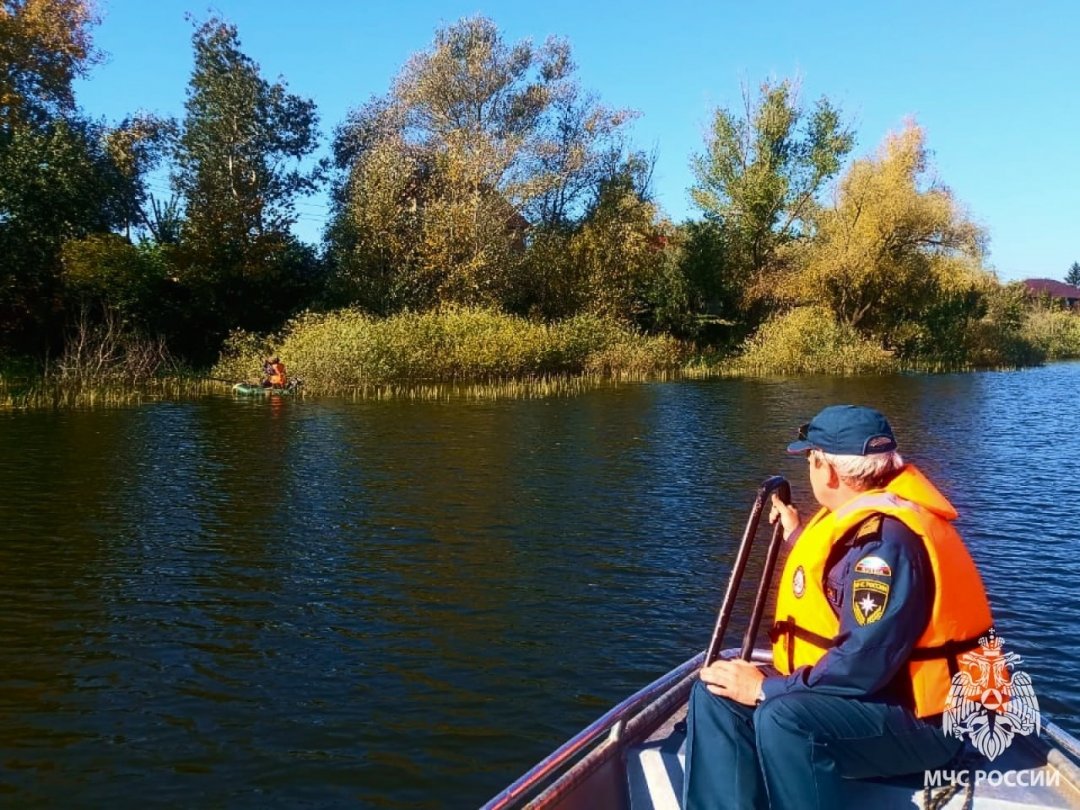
left=2, top=366, right=1078, bottom=807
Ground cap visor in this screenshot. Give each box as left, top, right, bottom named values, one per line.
left=786, top=439, right=814, bottom=454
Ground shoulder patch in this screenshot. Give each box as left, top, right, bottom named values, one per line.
left=852, top=578, right=890, bottom=625
left=854, top=555, right=892, bottom=577
left=792, top=565, right=806, bottom=598
left=854, top=515, right=883, bottom=541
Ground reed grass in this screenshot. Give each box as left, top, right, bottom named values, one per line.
left=333, top=374, right=610, bottom=402
left=8, top=304, right=1075, bottom=411
left=0, top=377, right=234, bottom=410
left=213, top=306, right=687, bottom=393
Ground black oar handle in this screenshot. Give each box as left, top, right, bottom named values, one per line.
left=740, top=479, right=791, bottom=660
left=704, top=476, right=791, bottom=666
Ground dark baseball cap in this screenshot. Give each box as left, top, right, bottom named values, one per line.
left=786, top=405, right=897, bottom=456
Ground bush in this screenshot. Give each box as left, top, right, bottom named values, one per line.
left=1021, top=309, right=1080, bottom=360
left=52, top=308, right=174, bottom=385
left=212, top=306, right=686, bottom=390
left=732, top=306, right=896, bottom=376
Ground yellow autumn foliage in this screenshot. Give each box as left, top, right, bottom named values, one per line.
left=212, top=307, right=685, bottom=391
left=792, top=122, right=990, bottom=350
left=732, top=306, right=896, bottom=376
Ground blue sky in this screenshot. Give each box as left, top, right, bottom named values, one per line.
left=75, top=0, right=1079, bottom=282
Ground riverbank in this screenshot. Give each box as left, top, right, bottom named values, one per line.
left=4, top=305, right=1080, bottom=409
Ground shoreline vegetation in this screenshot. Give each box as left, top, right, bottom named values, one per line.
left=3, top=304, right=1080, bottom=410
left=4, top=9, right=1080, bottom=410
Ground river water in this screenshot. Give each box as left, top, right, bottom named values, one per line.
left=2, top=365, right=1078, bottom=807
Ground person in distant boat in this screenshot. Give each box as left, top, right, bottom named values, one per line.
left=261, top=356, right=287, bottom=389
left=683, top=404, right=994, bottom=810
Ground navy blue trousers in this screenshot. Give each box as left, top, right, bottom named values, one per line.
left=682, top=681, right=961, bottom=809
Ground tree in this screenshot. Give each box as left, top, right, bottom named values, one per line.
left=791, top=122, right=990, bottom=359
left=172, top=17, right=323, bottom=350
left=0, top=0, right=99, bottom=131
left=328, top=15, right=640, bottom=314
left=522, top=85, right=637, bottom=229
left=0, top=0, right=126, bottom=350
left=565, top=157, right=681, bottom=326
left=104, top=113, right=175, bottom=238
left=60, top=232, right=168, bottom=332
left=0, top=117, right=130, bottom=348
left=690, top=79, right=853, bottom=319
left=1066, top=261, right=1080, bottom=288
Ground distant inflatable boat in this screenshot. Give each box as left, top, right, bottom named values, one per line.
left=232, top=382, right=299, bottom=396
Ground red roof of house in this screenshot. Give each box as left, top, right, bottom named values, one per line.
left=1023, top=278, right=1080, bottom=298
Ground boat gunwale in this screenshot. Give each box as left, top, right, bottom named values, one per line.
left=480, top=652, right=705, bottom=810
left=482, top=648, right=776, bottom=809
left=483, top=649, right=1080, bottom=809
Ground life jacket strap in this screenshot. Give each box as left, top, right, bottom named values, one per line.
left=770, top=617, right=839, bottom=672
left=908, top=630, right=989, bottom=677
left=769, top=618, right=838, bottom=649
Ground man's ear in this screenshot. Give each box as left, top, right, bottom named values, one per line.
left=825, top=462, right=841, bottom=489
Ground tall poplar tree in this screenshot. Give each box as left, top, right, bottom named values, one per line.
left=173, top=17, right=322, bottom=349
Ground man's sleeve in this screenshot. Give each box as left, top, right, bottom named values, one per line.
left=760, top=516, right=933, bottom=700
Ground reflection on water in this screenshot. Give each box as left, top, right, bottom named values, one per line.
left=1, top=365, right=1078, bottom=806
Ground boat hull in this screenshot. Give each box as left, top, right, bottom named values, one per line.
left=232, top=383, right=296, bottom=396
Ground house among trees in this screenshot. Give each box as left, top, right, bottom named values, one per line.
left=1022, top=279, right=1080, bottom=309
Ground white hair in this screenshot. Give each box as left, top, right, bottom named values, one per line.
left=813, top=449, right=905, bottom=490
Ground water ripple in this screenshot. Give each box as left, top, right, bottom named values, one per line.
left=0, top=368, right=1078, bottom=805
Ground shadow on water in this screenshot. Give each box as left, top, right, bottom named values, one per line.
left=0, top=364, right=1077, bottom=806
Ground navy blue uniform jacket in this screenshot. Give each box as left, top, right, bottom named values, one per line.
left=761, top=515, right=934, bottom=707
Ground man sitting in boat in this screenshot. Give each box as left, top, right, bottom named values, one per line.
left=261, top=356, right=288, bottom=389
left=683, top=404, right=993, bottom=810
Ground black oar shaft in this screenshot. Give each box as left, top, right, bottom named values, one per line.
left=705, top=476, right=790, bottom=666
left=740, top=480, right=791, bottom=660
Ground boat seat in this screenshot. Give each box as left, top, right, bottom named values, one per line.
left=626, top=713, right=1080, bottom=810
left=626, top=725, right=685, bottom=810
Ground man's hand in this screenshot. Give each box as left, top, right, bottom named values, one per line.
left=699, top=659, right=765, bottom=706
left=769, top=493, right=800, bottom=540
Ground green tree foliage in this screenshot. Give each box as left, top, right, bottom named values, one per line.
left=792, top=123, right=989, bottom=359
left=986, top=283, right=1045, bottom=362
left=104, top=113, right=175, bottom=238
left=678, top=219, right=735, bottom=342
left=60, top=233, right=172, bottom=332
left=0, top=117, right=129, bottom=347
left=328, top=15, right=640, bottom=314
left=1066, top=261, right=1080, bottom=288
left=690, top=79, right=853, bottom=320
left=172, top=17, right=323, bottom=355
left=0, top=0, right=138, bottom=350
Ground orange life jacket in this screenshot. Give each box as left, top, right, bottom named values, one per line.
left=770, top=464, right=993, bottom=717
left=268, top=362, right=287, bottom=387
